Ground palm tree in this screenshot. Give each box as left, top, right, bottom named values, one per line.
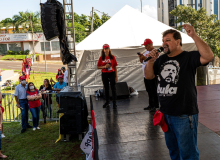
left=0, top=18, right=18, bottom=33
left=15, top=11, right=42, bottom=57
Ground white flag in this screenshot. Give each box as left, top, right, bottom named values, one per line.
left=86, top=149, right=93, bottom=160
left=80, top=124, right=93, bottom=154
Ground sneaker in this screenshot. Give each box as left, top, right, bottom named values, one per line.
left=33, top=128, right=36, bottom=131
left=1, top=134, right=5, bottom=138
left=103, top=102, right=110, bottom=108
left=37, top=127, right=40, bottom=130
left=21, top=129, right=26, bottom=133
left=144, top=106, right=152, bottom=110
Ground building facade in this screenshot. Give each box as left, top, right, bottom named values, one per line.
left=0, top=33, right=61, bottom=55
left=157, top=0, right=219, bottom=27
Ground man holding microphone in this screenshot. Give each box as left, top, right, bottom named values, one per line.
left=145, top=24, right=213, bottom=159
left=138, top=39, right=159, bottom=112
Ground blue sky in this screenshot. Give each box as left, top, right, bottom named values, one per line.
left=0, top=0, right=157, bottom=21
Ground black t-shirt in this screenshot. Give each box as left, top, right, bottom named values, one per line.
left=153, top=51, right=203, bottom=116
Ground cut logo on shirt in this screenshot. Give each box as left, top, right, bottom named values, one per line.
left=157, top=60, right=180, bottom=96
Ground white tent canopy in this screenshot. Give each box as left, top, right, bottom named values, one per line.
left=76, top=5, right=195, bottom=50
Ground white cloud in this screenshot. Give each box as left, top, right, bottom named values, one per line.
left=137, top=5, right=158, bottom=20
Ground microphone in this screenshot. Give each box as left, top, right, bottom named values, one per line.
left=144, top=47, right=164, bottom=62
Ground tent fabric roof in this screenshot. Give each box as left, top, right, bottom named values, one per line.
left=76, top=5, right=194, bottom=50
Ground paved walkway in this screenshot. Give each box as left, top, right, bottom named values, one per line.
left=0, top=60, right=65, bottom=73
left=92, top=90, right=220, bottom=160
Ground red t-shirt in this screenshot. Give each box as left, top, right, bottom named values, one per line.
left=26, top=90, right=41, bottom=108
left=97, top=56, right=118, bottom=73
left=56, top=74, right=64, bottom=80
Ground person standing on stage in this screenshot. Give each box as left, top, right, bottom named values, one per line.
left=97, top=44, right=118, bottom=109
left=145, top=25, right=214, bottom=160
left=139, top=39, right=159, bottom=112
left=14, top=76, right=32, bottom=133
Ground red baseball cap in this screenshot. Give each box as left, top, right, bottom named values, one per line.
left=58, top=75, right=64, bottom=79
left=103, top=44, right=110, bottom=49
left=153, top=110, right=168, bottom=132
left=58, top=69, right=61, bottom=71
left=19, top=76, right=26, bottom=81
left=142, top=39, right=153, bottom=45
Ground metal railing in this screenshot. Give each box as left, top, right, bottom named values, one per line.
left=1, top=92, right=60, bottom=122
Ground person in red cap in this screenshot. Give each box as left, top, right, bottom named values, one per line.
left=138, top=39, right=159, bottom=112
left=14, top=76, right=33, bottom=133
left=145, top=25, right=214, bottom=159
left=97, top=44, right=118, bottom=109
left=53, top=75, right=67, bottom=107
left=56, top=69, right=64, bottom=81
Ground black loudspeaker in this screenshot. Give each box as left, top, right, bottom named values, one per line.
left=58, top=92, right=88, bottom=134
left=103, top=82, right=130, bottom=99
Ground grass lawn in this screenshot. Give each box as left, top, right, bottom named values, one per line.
left=2, top=122, right=86, bottom=160
left=1, top=54, right=40, bottom=60
left=1, top=71, right=57, bottom=93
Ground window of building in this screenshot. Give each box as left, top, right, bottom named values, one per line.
left=51, top=41, right=60, bottom=51
left=41, top=42, right=51, bottom=51
left=168, top=0, right=176, bottom=27
left=8, top=43, right=21, bottom=52
left=158, top=0, right=160, bottom=8
left=214, top=0, right=219, bottom=20
left=0, top=44, right=7, bottom=55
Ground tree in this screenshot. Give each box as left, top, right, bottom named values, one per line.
left=170, top=5, right=220, bottom=85
left=171, top=5, right=220, bottom=57
left=74, top=22, right=87, bottom=42
left=79, top=14, right=90, bottom=29
left=92, top=12, right=102, bottom=31
left=0, top=18, right=19, bottom=33
left=101, top=13, right=111, bottom=24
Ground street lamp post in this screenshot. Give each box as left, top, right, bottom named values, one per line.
left=43, top=35, right=47, bottom=73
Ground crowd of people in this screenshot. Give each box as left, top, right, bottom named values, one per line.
left=13, top=66, right=68, bottom=134
left=0, top=66, right=69, bottom=158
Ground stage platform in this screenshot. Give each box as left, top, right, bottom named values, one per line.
left=91, top=86, right=220, bottom=160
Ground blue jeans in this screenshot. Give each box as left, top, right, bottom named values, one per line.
left=164, top=114, right=200, bottom=160
left=0, top=76, right=2, bottom=82
left=19, top=99, right=30, bottom=129
left=30, top=106, right=41, bottom=128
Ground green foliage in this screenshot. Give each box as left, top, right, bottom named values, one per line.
left=74, top=22, right=87, bottom=42
left=1, top=10, right=110, bottom=43
left=6, top=50, right=30, bottom=55
left=170, top=5, right=220, bottom=57
left=0, top=11, right=42, bottom=33
left=101, top=13, right=111, bottom=24
left=24, top=49, right=30, bottom=55
left=93, top=12, right=102, bottom=31
left=7, top=50, right=13, bottom=55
